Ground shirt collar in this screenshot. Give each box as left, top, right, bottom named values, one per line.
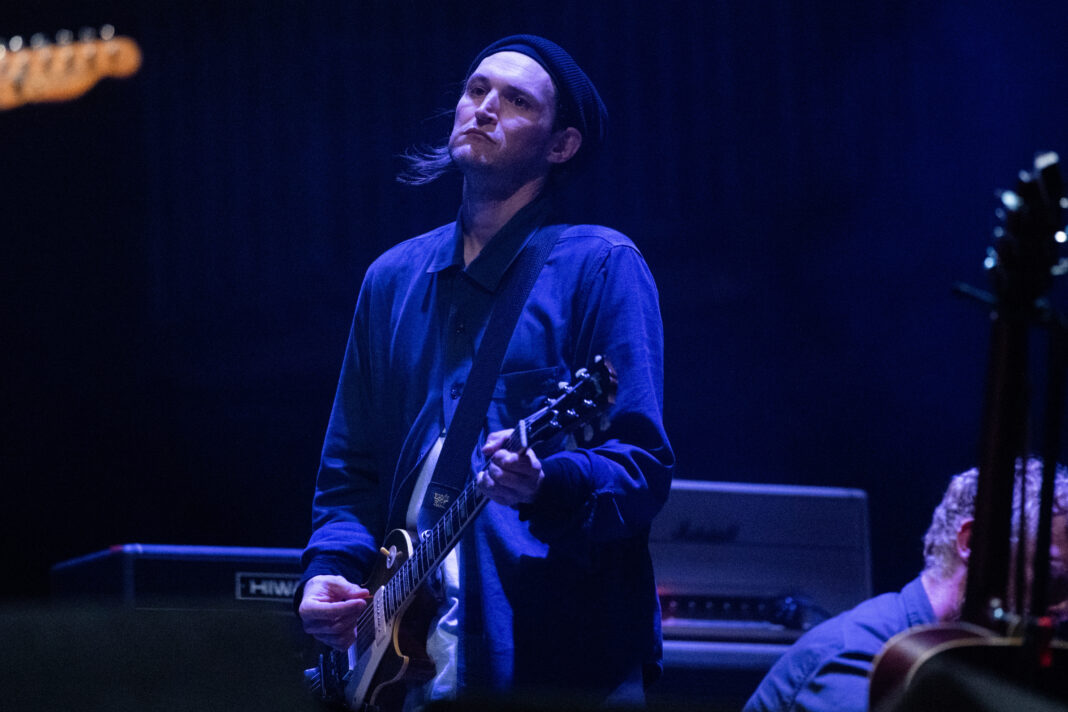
left=426, top=194, right=552, bottom=292
left=904, top=575, right=938, bottom=626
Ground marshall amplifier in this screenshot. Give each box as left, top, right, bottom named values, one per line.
left=647, top=479, right=872, bottom=710
left=50, top=543, right=304, bottom=611
left=651, top=479, right=872, bottom=643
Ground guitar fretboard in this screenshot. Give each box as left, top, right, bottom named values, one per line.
left=353, top=429, right=522, bottom=655
left=387, top=479, right=485, bottom=617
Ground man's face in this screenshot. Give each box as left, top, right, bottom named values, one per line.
left=448, top=51, right=560, bottom=182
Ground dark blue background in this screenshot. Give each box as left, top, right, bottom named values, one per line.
left=3, top=1, right=1067, bottom=605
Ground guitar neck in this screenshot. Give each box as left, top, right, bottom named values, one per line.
left=392, top=481, right=486, bottom=607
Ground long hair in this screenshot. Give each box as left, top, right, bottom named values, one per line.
left=396, top=143, right=456, bottom=186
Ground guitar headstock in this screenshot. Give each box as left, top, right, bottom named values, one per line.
left=0, top=25, right=141, bottom=111
left=985, top=152, right=1068, bottom=308
left=522, top=355, right=618, bottom=447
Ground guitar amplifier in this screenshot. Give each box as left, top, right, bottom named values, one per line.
left=50, top=543, right=304, bottom=611
left=651, top=479, right=872, bottom=644
left=647, top=480, right=872, bottom=709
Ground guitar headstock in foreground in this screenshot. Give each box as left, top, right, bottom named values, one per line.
left=985, top=151, right=1067, bottom=309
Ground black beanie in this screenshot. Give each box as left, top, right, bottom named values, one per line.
left=466, top=34, right=608, bottom=168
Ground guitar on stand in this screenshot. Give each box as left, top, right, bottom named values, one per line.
left=305, top=356, right=617, bottom=712
left=870, top=153, right=1068, bottom=709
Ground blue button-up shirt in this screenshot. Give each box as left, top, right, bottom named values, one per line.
left=301, top=196, right=674, bottom=699
left=743, top=576, right=937, bottom=712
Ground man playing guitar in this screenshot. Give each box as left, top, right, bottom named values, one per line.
left=296, top=34, right=674, bottom=710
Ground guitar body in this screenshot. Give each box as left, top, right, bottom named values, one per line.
left=870, top=623, right=1068, bottom=708
left=870, top=622, right=994, bottom=705
left=345, top=528, right=437, bottom=712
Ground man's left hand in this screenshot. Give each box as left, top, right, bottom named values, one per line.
left=478, top=428, right=543, bottom=507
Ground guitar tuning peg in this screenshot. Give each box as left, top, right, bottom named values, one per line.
left=78, top=27, right=96, bottom=42
left=582, top=424, right=595, bottom=442
left=556, top=380, right=569, bottom=392
left=9, top=35, right=24, bottom=52
left=1000, top=190, right=1021, bottom=211
left=30, top=33, right=48, bottom=48
left=984, top=247, right=998, bottom=271
left=55, top=29, right=74, bottom=45
left=99, top=24, right=116, bottom=41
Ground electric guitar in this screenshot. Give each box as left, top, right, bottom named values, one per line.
left=306, top=355, right=618, bottom=711
left=0, top=26, right=141, bottom=111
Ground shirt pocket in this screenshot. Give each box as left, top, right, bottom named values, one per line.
left=489, top=366, right=566, bottom=432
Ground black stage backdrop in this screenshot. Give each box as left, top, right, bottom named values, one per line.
left=2, top=0, right=1067, bottom=605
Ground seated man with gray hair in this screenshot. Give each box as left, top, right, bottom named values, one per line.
left=743, top=459, right=1068, bottom=712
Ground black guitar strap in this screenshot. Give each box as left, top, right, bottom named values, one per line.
left=416, top=222, right=564, bottom=530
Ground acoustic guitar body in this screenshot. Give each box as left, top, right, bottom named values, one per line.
left=870, top=622, right=1068, bottom=710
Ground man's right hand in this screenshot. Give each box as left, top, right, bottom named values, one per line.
left=298, top=574, right=371, bottom=650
